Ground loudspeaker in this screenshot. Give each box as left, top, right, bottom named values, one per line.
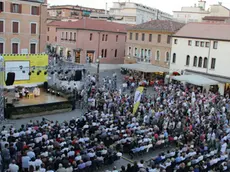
left=5, top=72, right=15, bottom=86
left=44, top=82, right=48, bottom=90
left=74, top=70, right=82, bottom=81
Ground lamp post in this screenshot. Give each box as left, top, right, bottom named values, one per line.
left=96, top=56, right=101, bottom=89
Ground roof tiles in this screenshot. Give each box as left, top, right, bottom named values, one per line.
left=128, top=20, right=184, bottom=33
left=48, top=18, right=129, bottom=33
left=174, top=22, right=230, bottom=41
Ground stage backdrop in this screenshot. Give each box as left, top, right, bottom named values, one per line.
left=2, top=54, right=48, bottom=86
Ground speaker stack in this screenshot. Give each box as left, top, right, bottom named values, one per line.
left=5, top=72, right=15, bottom=86
left=74, top=70, right=82, bottom=81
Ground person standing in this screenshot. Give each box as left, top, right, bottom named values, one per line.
left=1, top=143, right=11, bottom=170
left=9, top=160, right=19, bottom=172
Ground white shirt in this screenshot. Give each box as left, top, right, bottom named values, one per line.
left=9, top=163, right=19, bottom=172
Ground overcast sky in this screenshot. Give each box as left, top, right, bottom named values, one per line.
left=48, top=0, right=230, bottom=14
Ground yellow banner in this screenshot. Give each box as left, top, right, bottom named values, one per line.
left=133, top=86, right=144, bottom=114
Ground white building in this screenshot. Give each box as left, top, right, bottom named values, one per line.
left=173, top=1, right=230, bottom=23
left=109, top=2, right=172, bottom=25
left=170, top=22, right=230, bottom=95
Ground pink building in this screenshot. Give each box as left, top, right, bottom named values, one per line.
left=47, top=18, right=128, bottom=64
left=0, top=0, right=47, bottom=54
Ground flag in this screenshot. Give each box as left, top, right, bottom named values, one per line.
left=133, top=86, right=144, bottom=114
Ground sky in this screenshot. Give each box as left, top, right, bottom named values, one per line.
left=48, top=0, right=230, bottom=14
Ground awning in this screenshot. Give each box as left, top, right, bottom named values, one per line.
left=120, top=63, right=169, bottom=73
left=171, top=75, right=219, bottom=86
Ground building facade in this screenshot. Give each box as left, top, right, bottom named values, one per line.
left=125, top=20, right=184, bottom=68
left=47, top=18, right=128, bottom=64
left=173, top=1, right=230, bottom=23
left=0, top=0, right=47, bottom=54
left=170, top=22, right=230, bottom=95
left=109, top=2, right=172, bottom=25
left=48, top=5, right=106, bottom=20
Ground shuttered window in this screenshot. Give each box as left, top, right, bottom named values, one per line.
left=30, top=44, right=36, bottom=54
left=12, top=22, right=19, bottom=33
left=11, top=3, right=21, bottom=13
left=0, top=2, right=3, bottom=12
left=31, top=23, right=36, bottom=34
left=31, top=6, right=39, bottom=15
left=0, top=21, right=3, bottom=33
left=0, top=43, right=3, bottom=54
left=12, top=43, right=18, bottom=54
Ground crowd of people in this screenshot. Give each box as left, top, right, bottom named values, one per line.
left=1, top=73, right=230, bottom=172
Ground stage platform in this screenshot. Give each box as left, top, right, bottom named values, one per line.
left=4, top=88, right=73, bottom=118
left=5, top=89, right=68, bottom=107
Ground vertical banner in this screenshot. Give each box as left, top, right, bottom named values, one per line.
left=133, top=86, right=144, bottom=114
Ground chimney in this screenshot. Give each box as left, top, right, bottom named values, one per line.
left=105, top=2, right=107, bottom=15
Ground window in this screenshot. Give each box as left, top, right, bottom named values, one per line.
left=0, top=2, right=3, bottom=12
left=148, top=50, right=151, bottom=57
left=167, top=35, right=171, bottom=44
left=47, top=27, right=49, bottom=32
left=205, top=42, right=210, bottom=47
left=188, top=40, right=192, bottom=46
left=135, top=48, right=138, bottom=56
left=157, top=34, right=161, bottom=43
left=165, top=52, right=170, bottom=62
left=31, top=6, right=39, bottom=15
left=0, top=43, right=3, bottom=54
left=213, top=41, right=218, bottom=49
left=101, top=49, right=104, bottom=57
left=174, top=39, right=178, bottom=44
left=135, top=33, right=138, bottom=40
left=142, top=33, right=145, bottom=41
left=105, top=34, right=108, bottom=41
left=128, top=47, right=131, bottom=55
left=156, top=50, right=160, bottom=61
left=30, top=43, right=36, bottom=54
left=11, top=3, right=21, bottom=13
left=116, top=35, right=118, bottom=42
left=114, top=49, right=117, bottom=57
left=104, top=49, right=107, bottom=58
left=144, top=49, right=147, bottom=58
left=203, top=57, right=208, bottom=68
left=12, top=21, right=19, bottom=33
left=70, top=32, right=72, bottom=40
left=47, top=36, right=49, bottom=41
left=195, top=41, right=199, bottom=46
left=0, top=20, right=3, bottom=33
left=62, top=32, right=64, bottom=39
left=172, top=53, right=176, bottom=63
left=55, top=37, right=57, bottom=42
left=186, top=55, right=190, bottom=66
left=31, top=23, right=36, bottom=34
left=141, top=49, right=144, bottom=58
left=66, top=32, right=68, bottom=39
left=149, top=34, right=152, bottom=42
left=200, top=42, right=204, bottom=47
left=211, top=58, right=216, bottom=69
left=129, top=32, right=132, bottom=40
left=74, top=33, right=76, bottom=40
left=102, top=34, right=105, bottom=41
left=12, top=43, right=18, bottom=54
left=198, top=57, right=202, bottom=67
left=193, top=56, right=197, bottom=67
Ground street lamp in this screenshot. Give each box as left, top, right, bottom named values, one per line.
left=96, top=56, right=101, bottom=88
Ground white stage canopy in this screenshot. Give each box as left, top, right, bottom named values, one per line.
left=172, top=75, right=219, bottom=86
left=120, top=63, right=169, bottom=73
